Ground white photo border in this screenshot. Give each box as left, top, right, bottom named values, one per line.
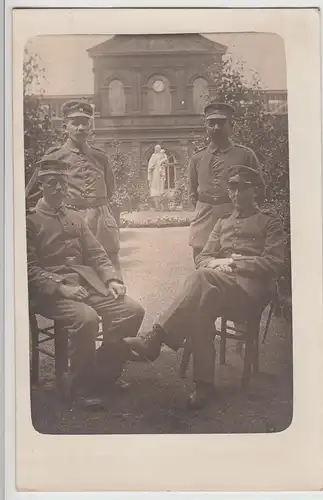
left=4, top=2, right=323, bottom=498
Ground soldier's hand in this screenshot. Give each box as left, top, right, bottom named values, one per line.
left=59, top=284, right=89, bottom=300
left=217, top=264, right=233, bottom=274
left=206, top=258, right=234, bottom=269
left=108, top=281, right=126, bottom=299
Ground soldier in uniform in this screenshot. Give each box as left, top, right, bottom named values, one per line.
left=46, top=100, right=121, bottom=273
left=27, top=152, right=144, bottom=408
left=189, top=101, right=263, bottom=261
left=124, top=166, right=284, bottom=410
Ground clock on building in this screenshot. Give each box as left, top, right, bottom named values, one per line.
left=152, top=80, right=165, bottom=92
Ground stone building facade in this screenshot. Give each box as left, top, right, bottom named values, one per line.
left=41, top=34, right=288, bottom=199
left=86, top=34, right=226, bottom=190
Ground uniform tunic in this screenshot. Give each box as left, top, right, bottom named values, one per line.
left=47, top=140, right=120, bottom=270
left=157, top=206, right=284, bottom=384
left=27, top=199, right=144, bottom=387
left=188, top=141, right=263, bottom=252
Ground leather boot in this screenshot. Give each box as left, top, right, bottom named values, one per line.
left=60, top=371, right=106, bottom=411
left=123, top=324, right=165, bottom=362
left=187, top=382, right=215, bottom=410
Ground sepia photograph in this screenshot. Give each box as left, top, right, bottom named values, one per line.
left=24, top=30, right=292, bottom=435
left=11, top=7, right=323, bottom=493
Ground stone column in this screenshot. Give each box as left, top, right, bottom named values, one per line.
left=124, top=86, right=132, bottom=114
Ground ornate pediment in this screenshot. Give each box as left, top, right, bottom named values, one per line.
left=87, top=34, right=227, bottom=57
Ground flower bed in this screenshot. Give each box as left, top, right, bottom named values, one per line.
left=120, top=215, right=192, bottom=228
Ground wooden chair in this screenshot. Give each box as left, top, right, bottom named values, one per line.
left=179, top=297, right=276, bottom=388
left=29, top=310, right=103, bottom=394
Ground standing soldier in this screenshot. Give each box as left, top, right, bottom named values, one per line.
left=46, top=100, right=121, bottom=272
left=189, top=101, right=264, bottom=261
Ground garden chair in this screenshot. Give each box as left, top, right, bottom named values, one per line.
left=179, top=285, right=278, bottom=388
left=29, top=308, right=103, bottom=396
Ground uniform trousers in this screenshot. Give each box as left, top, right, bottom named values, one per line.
left=36, top=287, right=144, bottom=390
left=157, top=268, right=260, bottom=385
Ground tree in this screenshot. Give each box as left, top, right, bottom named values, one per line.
left=193, top=57, right=291, bottom=295
left=24, top=48, right=66, bottom=206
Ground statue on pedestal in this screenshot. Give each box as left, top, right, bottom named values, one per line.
left=147, top=145, right=168, bottom=210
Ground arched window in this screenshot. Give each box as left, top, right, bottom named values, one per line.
left=193, top=77, right=209, bottom=114
left=108, top=79, right=126, bottom=115
left=146, top=75, right=172, bottom=115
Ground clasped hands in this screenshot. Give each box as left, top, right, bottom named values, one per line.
left=59, top=281, right=126, bottom=301
left=205, top=257, right=237, bottom=274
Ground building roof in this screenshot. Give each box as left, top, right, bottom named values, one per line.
left=26, top=33, right=287, bottom=95
left=87, top=34, right=227, bottom=57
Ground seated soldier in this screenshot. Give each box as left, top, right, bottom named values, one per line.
left=125, top=165, right=284, bottom=410
left=27, top=152, right=144, bottom=409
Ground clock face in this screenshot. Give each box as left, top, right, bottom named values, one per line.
left=153, top=80, right=165, bottom=92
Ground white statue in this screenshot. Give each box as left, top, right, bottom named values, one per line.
left=147, top=145, right=168, bottom=210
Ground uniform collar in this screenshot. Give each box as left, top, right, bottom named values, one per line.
left=64, top=138, right=89, bottom=154
left=207, top=138, right=234, bottom=154
left=36, top=198, right=67, bottom=217
left=233, top=203, right=259, bottom=219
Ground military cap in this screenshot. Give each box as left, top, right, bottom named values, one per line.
left=227, top=165, right=264, bottom=187
left=61, top=100, right=93, bottom=119
left=204, top=101, right=235, bottom=120
left=37, top=152, right=70, bottom=178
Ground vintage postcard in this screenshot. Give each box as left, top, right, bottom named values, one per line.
left=11, top=7, right=323, bottom=492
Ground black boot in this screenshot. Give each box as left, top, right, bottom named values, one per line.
left=60, top=372, right=106, bottom=411
left=123, top=324, right=165, bottom=362
left=187, top=382, right=215, bottom=410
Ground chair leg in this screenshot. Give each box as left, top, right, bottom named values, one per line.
left=179, top=338, right=191, bottom=378
left=242, top=337, right=253, bottom=388
left=30, top=313, right=40, bottom=386
left=220, top=318, right=227, bottom=365
left=252, top=330, right=259, bottom=374
left=243, top=319, right=260, bottom=386
left=54, top=322, right=69, bottom=395
left=262, top=302, right=275, bottom=344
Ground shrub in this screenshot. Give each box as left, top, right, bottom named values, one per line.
left=120, top=215, right=191, bottom=228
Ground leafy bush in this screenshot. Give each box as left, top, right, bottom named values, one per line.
left=109, top=141, right=140, bottom=212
